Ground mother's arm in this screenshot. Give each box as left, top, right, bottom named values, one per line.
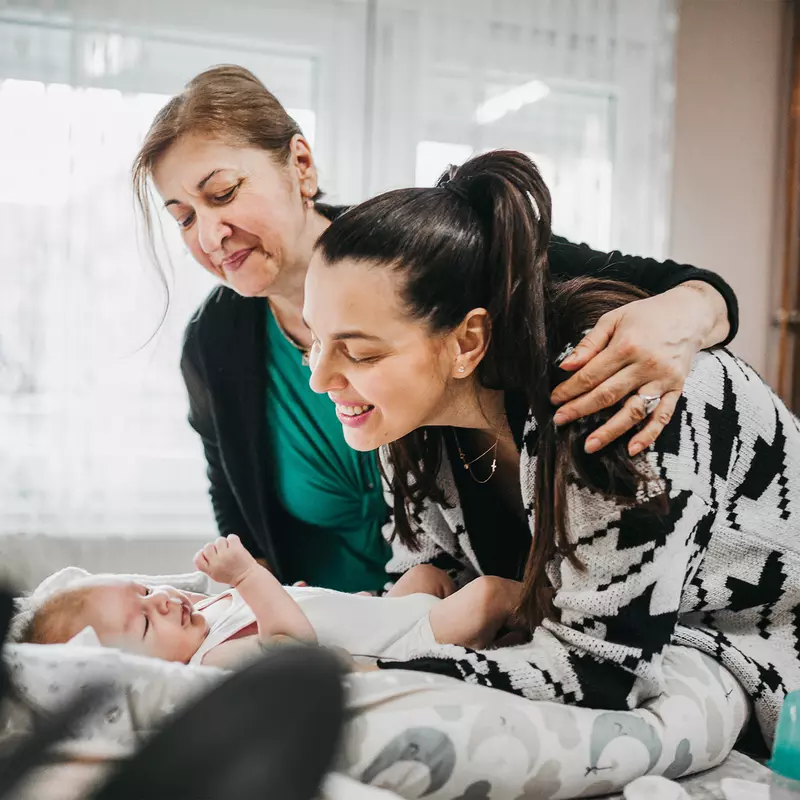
left=379, top=459, right=715, bottom=711
left=547, top=237, right=737, bottom=455
left=380, top=448, right=478, bottom=590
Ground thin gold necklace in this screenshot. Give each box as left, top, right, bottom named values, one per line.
left=453, top=429, right=499, bottom=484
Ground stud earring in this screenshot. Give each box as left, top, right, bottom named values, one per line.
left=458, top=365, right=466, bottom=373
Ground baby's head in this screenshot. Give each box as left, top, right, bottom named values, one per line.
left=22, top=577, right=208, bottom=663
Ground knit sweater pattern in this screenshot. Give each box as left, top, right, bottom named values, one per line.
left=381, top=349, right=800, bottom=744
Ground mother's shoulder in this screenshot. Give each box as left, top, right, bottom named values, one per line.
left=683, top=348, right=779, bottom=420
left=181, top=286, right=266, bottom=372
left=186, top=285, right=263, bottom=335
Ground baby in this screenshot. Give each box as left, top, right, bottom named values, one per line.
left=22, top=535, right=523, bottom=669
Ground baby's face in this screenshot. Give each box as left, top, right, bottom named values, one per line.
left=74, top=579, right=208, bottom=663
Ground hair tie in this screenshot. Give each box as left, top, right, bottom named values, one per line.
left=443, top=180, right=470, bottom=203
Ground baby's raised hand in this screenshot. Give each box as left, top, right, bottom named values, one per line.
left=194, top=535, right=256, bottom=587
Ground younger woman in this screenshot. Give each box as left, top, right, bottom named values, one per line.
left=304, top=150, right=800, bottom=748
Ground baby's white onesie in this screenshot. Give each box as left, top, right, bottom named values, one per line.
left=189, top=586, right=440, bottom=665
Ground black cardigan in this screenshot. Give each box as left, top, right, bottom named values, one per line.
left=180, top=205, right=739, bottom=583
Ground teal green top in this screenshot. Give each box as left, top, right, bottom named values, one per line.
left=264, top=309, right=391, bottom=593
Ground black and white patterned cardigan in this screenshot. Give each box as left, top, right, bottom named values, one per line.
left=379, top=349, right=800, bottom=744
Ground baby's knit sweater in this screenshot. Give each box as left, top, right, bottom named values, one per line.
left=381, top=349, right=800, bottom=745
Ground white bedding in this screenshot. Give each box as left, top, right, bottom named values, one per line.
left=320, top=753, right=772, bottom=800
left=4, top=750, right=771, bottom=800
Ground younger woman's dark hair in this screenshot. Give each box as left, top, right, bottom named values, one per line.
left=315, top=150, right=665, bottom=628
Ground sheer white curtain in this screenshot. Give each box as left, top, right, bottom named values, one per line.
left=0, top=0, right=676, bottom=539
left=0, top=0, right=368, bottom=537
left=369, top=0, right=677, bottom=257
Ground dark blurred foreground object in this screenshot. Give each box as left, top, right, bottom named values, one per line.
left=90, top=645, right=345, bottom=800
left=0, top=590, right=115, bottom=799
left=0, top=587, right=345, bottom=800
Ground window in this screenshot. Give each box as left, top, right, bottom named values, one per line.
left=370, top=0, right=677, bottom=256
left=0, top=5, right=360, bottom=536
left=412, top=85, right=615, bottom=251
left=0, top=0, right=676, bottom=539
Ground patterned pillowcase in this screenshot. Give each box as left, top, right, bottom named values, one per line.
left=337, top=646, right=750, bottom=800
left=1, top=641, right=225, bottom=748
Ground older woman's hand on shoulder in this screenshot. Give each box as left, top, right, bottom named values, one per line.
left=550, top=280, right=730, bottom=456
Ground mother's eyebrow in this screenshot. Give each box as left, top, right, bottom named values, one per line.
left=301, top=317, right=383, bottom=342
left=332, top=331, right=383, bottom=342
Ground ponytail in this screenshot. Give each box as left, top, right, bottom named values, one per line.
left=437, top=154, right=566, bottom=624
left=436, top=153, right=553, bottom=405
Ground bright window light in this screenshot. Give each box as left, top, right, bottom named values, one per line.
left=475, top=79, right=550, bottom=125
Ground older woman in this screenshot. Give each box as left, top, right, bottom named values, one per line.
left=133, top=65, right=737, bottom=594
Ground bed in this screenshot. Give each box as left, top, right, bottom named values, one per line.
left=1, top=566, right=761, bottom=799
left=2, top=637, right=753, bottom=799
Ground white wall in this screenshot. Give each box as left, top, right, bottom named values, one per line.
left=669, top=0, right=789, bottom=376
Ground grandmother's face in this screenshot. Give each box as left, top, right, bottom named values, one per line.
left=153, top=134, right=316, bottom=297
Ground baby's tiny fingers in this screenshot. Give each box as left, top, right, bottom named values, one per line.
left=202, top=542, right=218, bottom=560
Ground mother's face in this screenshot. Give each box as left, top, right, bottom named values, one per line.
left=304, top=255, right=462, bottom=452
left=152, top=134, right=315, bottom=297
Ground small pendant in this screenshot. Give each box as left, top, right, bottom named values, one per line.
left=464, top=464, right=469, bottom=470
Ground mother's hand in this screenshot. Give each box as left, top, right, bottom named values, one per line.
left=550, top=281, right=730, bottom=456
